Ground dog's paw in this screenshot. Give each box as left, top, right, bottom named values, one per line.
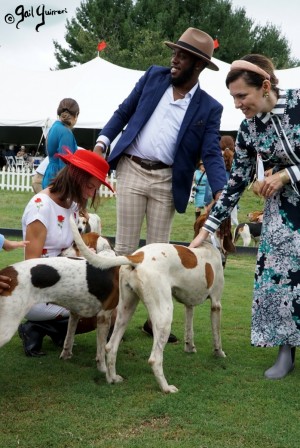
left=184, top=342, right=197, bottom=353
left=214, top=348, right=226, bottom=358
left=60, top=349, right=73, bottom=360
left=96, top=359, right=107, bottom=373
left=163, top=385, right=179, bottom=394
left=106, top=374, right=124, bottom=384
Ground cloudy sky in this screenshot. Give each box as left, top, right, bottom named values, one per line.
left=0, top=0, right=299, bottom=71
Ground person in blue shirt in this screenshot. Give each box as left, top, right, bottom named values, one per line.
left=192, top=161, right=207, bottom=219
left=42, top=98, right=79, bottom=188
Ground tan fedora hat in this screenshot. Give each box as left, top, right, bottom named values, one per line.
left=164, top=27, right=219, bottom=71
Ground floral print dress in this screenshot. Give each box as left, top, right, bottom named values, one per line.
left=204, top=89, right=300, bottom=347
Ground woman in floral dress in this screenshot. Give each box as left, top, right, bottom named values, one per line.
left=18, top=149, right=114, bottom=357
left=190, top=54, right=300, bottom=380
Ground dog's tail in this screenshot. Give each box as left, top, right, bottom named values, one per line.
left=70, top=217, right=134, bottom=269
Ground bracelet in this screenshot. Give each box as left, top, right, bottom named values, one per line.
left=278, top=170, right=290, bottom=185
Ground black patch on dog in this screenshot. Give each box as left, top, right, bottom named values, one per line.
left=86, top=263, right=115, bottom=301
left=31, top=265, right=61, bottom=288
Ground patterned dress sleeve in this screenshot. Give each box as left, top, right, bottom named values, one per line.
left=204, top=121, right=257, bottom=233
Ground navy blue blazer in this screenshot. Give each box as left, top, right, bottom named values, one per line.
left=101, top=66, right=227, bottom=213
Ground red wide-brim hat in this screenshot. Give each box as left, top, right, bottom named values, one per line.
left=56, top=148, right=114, bottom=192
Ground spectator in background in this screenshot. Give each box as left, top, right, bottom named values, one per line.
left=31, top=156, right=49, bottom=194
left=42, top=98, right=79, bottom=188
left=192, top=161, right=207, bottom=219
left=17, top=146, right=27, bottom=159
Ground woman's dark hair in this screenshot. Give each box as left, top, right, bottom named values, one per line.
left=225, top=54, right=279, bottom=96
left=57, top=98, right=80, bottom=127
left=49, top=165, right=98, bottom=210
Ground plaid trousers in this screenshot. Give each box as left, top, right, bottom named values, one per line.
left=114, top=156, right=175, bottom=255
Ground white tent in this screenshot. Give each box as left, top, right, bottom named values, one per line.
left=1, top=56, right=299, bottom=134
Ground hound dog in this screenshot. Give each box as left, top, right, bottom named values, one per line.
left=234, top=222, right=262, bottom=247
left=0, top=231, right=130, bottom=373
left=0, top=219, right=225, bottom=392
left=70, top=219, right=226, bottom=394
left=247, top=210, right=264, bottom=223
left=77, top=212, right=102, bottom=235
left=61, top=232, right=114, bottom=257
left=59, top=231, right=117, bottom=365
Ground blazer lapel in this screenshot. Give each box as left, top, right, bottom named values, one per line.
left=142, top=75, right=171, bottom=124
left=176, top=86, right=202, bottom=144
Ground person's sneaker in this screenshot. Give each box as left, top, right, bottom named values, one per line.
left=142, top=320, right=178, bottom=343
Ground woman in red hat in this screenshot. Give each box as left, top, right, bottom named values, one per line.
left=18, top=149, right=114, bottom=357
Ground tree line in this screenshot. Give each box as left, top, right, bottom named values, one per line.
left=54, top=0, right=299, bottom=70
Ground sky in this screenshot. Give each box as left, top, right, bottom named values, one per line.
left=0, top=0, right=299, bottom=71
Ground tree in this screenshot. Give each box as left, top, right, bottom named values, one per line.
left=53, top=0, right=299, bottom=70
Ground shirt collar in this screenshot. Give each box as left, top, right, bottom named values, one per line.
left=256, top=89, right=286, bottom=124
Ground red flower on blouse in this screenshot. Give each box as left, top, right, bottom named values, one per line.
left=34, top=196, right=43, bottom=210
left=57, top=215, right=65, bottom=229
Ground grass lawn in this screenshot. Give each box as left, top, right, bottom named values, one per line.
left=2, top=190, right=298, bottom=448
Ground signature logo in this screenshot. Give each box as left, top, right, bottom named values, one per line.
left=4, top=4, right=68, bottom=32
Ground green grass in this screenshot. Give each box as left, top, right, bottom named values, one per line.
left=0, top=188, right=264, bottom=244
left=2, top=190, right=294, bottom=448
left=1, top=253, right=300, bottom=448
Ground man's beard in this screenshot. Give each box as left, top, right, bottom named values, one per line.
left=172, top=61, right=197, bottom=87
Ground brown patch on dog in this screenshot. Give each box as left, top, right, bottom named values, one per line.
left=0, top=266, right=18, bottom=296
left=82, top=232, right=100, bottom=250
left=101, top=267, right=120, bottom=310
left=127, top=251, right=144, bottom=264
left=174, top=245, right=197, bottom=269
left=205, top=263, right=214, bottom=288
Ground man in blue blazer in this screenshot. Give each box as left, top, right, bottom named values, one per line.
left=94, top=27, right=227, bottom=341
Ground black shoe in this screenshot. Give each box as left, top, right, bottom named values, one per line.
left=18, top=323, right=46, bottom=357
left=142, top=320, right=178, bottom=344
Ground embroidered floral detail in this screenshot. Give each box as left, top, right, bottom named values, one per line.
left=34, top=197, right=43, bottom=210
left=41, top=248, right=48, bottom=258
left=57, top=215, right=65, bottom=229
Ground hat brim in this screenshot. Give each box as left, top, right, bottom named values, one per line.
left=164, top=42, right=219, bottom=71
left=57, top=152, right=114, bottom=193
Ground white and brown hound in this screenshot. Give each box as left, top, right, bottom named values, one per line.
left=0, top=218, right=225, bottom=392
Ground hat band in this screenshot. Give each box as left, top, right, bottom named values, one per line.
left=176, top=40, right=211, bottom=60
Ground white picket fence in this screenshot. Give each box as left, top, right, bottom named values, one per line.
left=0, top=166, right=117, bottom=196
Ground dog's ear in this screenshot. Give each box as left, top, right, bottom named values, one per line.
left=193, top=213, right=208, bottom=238
left=82, top=232, right=100, bottom=249
left=219, top=217, right=236, bottom=253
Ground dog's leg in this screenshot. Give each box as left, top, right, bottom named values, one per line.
left=60, top=312, right=80, bottom=360
left=95, top=309, right=112, bottom=373
left=184, top=305, right=197, bottom=353
left=144, top=283, right=179, bottom=393
left=106, top=275, right=140, bottom=384
left=209, top=292, right=226, bottom=358
left=0, top=299, right=30, bottom=348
